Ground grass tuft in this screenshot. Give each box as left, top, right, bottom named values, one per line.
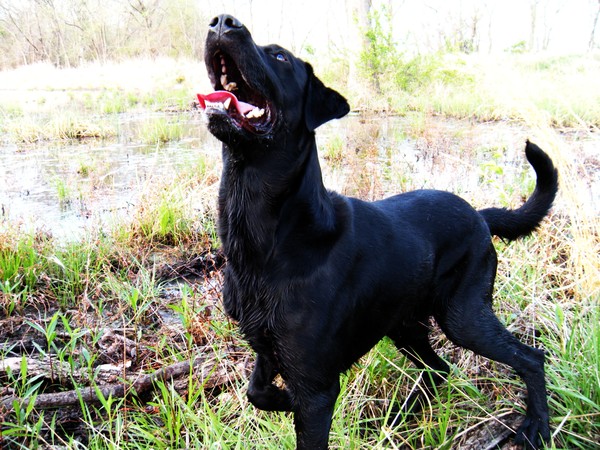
left=139, top=117, right=185, bottom=144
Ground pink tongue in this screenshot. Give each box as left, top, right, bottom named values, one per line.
left=197, top=91, right=255, bottom=115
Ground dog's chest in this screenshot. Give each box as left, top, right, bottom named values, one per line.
left=222, top=266, right=280, bottom=345
left=219, top=185, right=278, bottom=263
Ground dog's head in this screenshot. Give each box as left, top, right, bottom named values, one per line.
left=198, top=14, right=349, bottom=149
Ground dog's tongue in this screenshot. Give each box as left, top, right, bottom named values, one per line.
left=197, top=91, right=255, bottom=115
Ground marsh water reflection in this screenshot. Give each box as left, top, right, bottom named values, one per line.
left=1, top=113, right=219, bottom=239
left=1, top=113, right=598, bottom=240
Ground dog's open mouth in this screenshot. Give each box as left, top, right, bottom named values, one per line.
left=198, top=52, right=275, bottom=135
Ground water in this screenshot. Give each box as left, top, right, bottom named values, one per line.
left=1, top=113, right=598, bottom=241
left=0, top=113, right=221, bottom=239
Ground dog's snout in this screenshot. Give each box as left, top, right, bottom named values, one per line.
left=209, top=14, right=243, bottom=34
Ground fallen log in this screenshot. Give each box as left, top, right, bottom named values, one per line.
left=1, top=356, right=218, bottom=411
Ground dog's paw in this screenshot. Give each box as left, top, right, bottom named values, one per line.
left=514, top=414, right=550, bottom=449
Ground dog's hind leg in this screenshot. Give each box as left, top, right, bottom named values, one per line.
left=247, top=353, right=294, bottom=412
left=436, top=268, right=550, bottom=449
left=387, top=321, right=450, bottom=421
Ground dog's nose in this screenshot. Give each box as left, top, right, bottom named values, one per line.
left=209, top=14, right=243, bottom=34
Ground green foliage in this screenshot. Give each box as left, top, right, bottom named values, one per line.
left=46, top=241, right=103, bottom=308
left=359, top=6, right=469, bottom=97
left=130, top=186, right=194, bottom=247
left=359, top=7, right=399, bottom=92
left=508, top=40, right=528, bottom=54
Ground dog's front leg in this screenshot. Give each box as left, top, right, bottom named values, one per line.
left=294, top=379, right=340, bottom=450
left=247, top=353, right=294, bottom=411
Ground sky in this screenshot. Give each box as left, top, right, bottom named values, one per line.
left=199, top=0, right=599, bottom=55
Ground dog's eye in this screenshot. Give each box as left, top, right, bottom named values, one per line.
left=275, top=52, right=288, bottom=62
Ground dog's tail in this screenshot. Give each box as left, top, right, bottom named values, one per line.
left=478, top=140, right=558, bottom=241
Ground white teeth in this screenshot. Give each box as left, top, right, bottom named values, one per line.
left=246, top=107, right=265, bottom=119
left=204, top=100, right=224, bottom=110
left=204, top=98, right=232, bottom=112
left=205, top=94, right=265, bottom=121
left=220, top=74, right=228, bottom=86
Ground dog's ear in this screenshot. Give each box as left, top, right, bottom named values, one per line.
left=304, top=63, right=350, bottom=131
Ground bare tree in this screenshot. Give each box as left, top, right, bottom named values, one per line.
left=0, top=2, right=40, bottom=65
left=528, top=0, right=568, bottom=52
left=590, top=0, right=600, bottom=50
left=529, top=0, right=540, bottom=50
left=347, top=0, right=372, bottom=92
left=541, top=0, right=566, bottom=51
left=41, top=0, right=72, bottom=66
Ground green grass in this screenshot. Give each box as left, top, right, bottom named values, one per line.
left=0, top=235, right=40, bottom=314
left=422, top=54, right=600, bottom=128
left=139, top=117, right=185, bottom=145
left=1, top=51, right=599, bottom=449
left=1, top=179, right=597, bottom=449
left=98, top=90, right=140, bottom=114
left=545, top=305, right=600, bottom=449
left=323, top=133, right=346, bottom=164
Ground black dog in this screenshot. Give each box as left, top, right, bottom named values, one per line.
left=198, top=14, right=558, bottom=450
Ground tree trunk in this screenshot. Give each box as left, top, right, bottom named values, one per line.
left=347, top=0, right=372, bottom=93
left=590, top=0, right=600, bottom=50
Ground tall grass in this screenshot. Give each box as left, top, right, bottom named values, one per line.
left=2, top=137, right=597, bottom=450
left=4, top=114, right=116, bottom=143
left=1, top=46, right=599, bottom=450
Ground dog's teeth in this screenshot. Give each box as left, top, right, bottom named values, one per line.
left=246, top=107, right=265, bottom=119
left=220, top=74, right=228, bottom=87
left=204, top=100, right=228, bottom=111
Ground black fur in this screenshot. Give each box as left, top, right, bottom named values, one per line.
left=201, top=14, right=558, bottom=450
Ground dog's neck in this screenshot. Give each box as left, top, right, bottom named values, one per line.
left=218, top=133, right=335, bottom=270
